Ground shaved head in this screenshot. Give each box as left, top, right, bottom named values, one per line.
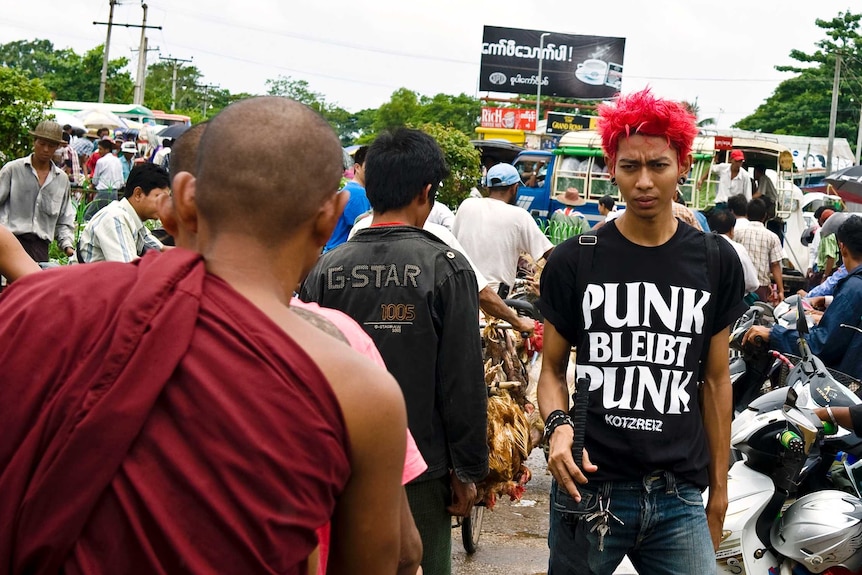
left=195, top=97, right=343, bottom=240
left=170, top=122, right=207, bottom=181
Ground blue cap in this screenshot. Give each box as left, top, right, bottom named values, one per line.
left=486, top=163, right=521, bottom=187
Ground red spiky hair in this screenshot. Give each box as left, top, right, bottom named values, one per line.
left=597, top=88, right=698, bottom=168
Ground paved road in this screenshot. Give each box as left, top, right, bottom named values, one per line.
left=451, top=449, right=637, bottom=574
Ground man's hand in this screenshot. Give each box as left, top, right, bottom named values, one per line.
left=808, top=296, right=827, bottom=311
left=64, top=247, right=75, bottom=257
left=545, top=423, right=598, bottom=501
left=447, top=475, right=477, bottom=518
left=706, top=492, right=728, bottom=551
left=742, top=325, right=770, bottom=347
left=512, top=315, right=535, bottom=335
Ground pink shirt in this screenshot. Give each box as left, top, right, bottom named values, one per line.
left=290, top=298, right=426, bottom=482
left=291, top=298, right=427, bottom=575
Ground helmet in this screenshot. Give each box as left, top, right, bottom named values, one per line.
left=771, top=491, right=862, bottom=573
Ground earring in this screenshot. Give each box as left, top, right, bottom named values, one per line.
left=610, top=177, right=616, bottom=186
left=678, top=176, right=686, bottom=185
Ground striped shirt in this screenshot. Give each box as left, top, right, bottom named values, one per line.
left=734, top=221, right=783, bottom=287
left=78, top=198, right=163, bottom=263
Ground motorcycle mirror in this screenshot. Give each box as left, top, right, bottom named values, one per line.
left=783, top=385, right=799, bottom=410
left=796, top=297, right=808, bottom=335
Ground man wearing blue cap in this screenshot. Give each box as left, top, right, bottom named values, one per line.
left=453, top=162, right=553, bottom=297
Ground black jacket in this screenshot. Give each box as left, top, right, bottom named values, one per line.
left=301, top=226, right=488, bottom=483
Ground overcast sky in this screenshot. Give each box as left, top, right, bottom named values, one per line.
left=0, top=0, right=855, bottom=129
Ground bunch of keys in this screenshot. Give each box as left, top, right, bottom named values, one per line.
left=584, top=495, right=624, bottom=551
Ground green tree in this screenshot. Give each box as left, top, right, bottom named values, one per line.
left=417, top=93, right=481, bottom=135
left=374, top=88, right=421, bottom=132
left=372, top=89, right=481, bottom=138
left=266, top=75, right=356, bottom=144
left=144, top=60, right=204, bottom=112
left=0, top=39, right=57, bottom=77
left=682, top=100, right=716, bottom=128
left=0, top=67, right=52, bottom=163
left=735, top=10, right=862, bottom=142
left=0, top=39, right=133, bottom=102
left=419, top=123, right=481, bottom=211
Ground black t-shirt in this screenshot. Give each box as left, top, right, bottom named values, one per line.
left=538, top=221, right=747, bottom=488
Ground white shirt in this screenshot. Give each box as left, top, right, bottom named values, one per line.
left=809, top=227, right=822, bottom=272
left=349, top=215, right=489, bottom=291
left=710, top=163, right=752, bottom=204
left=153, top=146, right=171, bottom=168
left=78, top=197, right=163, bottom=262
left=427, top=201, right=455, bottom=230
left=734, top=216, right=750, bottom=231
left=92, top=153, right=124, bottom=192
left=720, top=233, right=760, bottom=294
left=452, top=197, right=553, bottom=296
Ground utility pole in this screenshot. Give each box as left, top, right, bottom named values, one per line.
left=132, top=2, right=149, bottom=105
left=160, top=55, right=193, bottom=111
left=856, top=99, right=862, bottom=165
left=133, top=42, right=160, bottom=105
left=96, top=0, right=118, bottom=103
left=95, top=3, right=161, bottom=103
left=197, top=83, right=218, bottom=118
left=535, top=32, right=550, bottom=131
left=826, top=53, right=842, bottom=175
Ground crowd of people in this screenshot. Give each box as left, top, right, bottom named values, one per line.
left=0, top=87, right=861, bottom=575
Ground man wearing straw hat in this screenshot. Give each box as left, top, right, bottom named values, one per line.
left=550, top=187, right=590, bottom=238
left=0, top=120, right=76, bottom=262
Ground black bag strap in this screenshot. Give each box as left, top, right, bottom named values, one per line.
left=699, top=232, right=721, bottom=381
left=575, top=233, right=597, bottom=307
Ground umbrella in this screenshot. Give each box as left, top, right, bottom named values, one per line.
left=74, top=108, right=128, bottom=130
left=825, top=164, right=862, bottom=205
left=341, top=147, right=354, bottom=170
left=46, top=109, right=87, bottom=131
left=157, top=123, right=191, bottom=140
left=819, top=211, right=858, bottom=239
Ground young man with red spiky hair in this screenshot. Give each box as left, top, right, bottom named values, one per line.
left=537, top=88, right=747, bottom=574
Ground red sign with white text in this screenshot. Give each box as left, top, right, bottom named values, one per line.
left=480, top=107, right=537, bottom=131
left=714, top=135, right=733, bottom=151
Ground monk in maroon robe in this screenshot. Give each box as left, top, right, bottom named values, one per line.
left=0, top=97, right=408, bottom=575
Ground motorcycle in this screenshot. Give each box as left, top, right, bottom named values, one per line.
left=717, top=300, right=862, bottom=574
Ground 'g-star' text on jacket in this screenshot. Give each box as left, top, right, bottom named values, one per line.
left=301, top=225, right=489, bottom=484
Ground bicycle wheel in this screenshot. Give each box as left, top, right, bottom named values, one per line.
left=461, top=504, right=485, bottom=554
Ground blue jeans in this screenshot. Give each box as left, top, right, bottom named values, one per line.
left=548, top=471, right=715, bottom=575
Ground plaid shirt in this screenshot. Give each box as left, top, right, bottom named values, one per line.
left=734, top=221, right=782, bottom=287
left=78, top=198, right=163, bottom=262
left=71, top=136, right=93, bottom=159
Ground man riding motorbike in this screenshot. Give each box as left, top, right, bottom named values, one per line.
left=744, top=215, right=862, bottom=380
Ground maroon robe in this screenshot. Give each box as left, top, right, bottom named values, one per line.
left=0, top=249, right=350, bottom=574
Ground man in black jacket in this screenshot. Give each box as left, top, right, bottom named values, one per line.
left=301, top=127, right=488, bottom=575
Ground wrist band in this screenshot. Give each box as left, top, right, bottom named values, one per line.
left=544, top=409, right=574, bottom=441
left=826, top=406, right=839, bottom=428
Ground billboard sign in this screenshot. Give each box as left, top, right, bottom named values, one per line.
left=545, top=112, right=598, bottom=135
left=480, top=107, right=537, bottom=131
left=479, top=26, right=625, bottom=100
